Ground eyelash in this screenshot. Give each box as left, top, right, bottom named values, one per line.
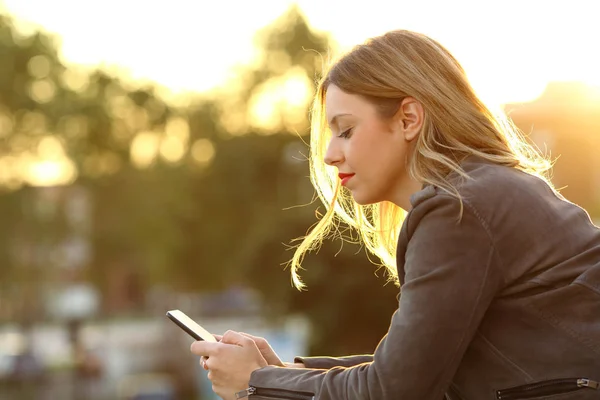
left=338, top=128, right=352, bottom=138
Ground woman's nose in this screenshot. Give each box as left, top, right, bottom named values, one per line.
left=324, top=139, right=343, bottom=166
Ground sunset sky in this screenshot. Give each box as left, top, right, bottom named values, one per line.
left=1, top=0, right=599, bottom=187
left=2, top=0, right=600, bottom=108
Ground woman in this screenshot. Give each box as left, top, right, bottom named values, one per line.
left=190, top=30, right=600, bottom=399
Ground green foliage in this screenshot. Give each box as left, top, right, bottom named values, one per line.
left=0, top=7, right=398, bottom=356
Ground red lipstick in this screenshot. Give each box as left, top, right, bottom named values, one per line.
left=338, top=173, right=355, bottom=186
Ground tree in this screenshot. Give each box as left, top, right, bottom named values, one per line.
left=179, top=6, right=399, bottom=356
left=0, top=7, right=399, bottom=357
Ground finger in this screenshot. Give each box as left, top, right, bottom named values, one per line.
left=221, top=330, right=253, bottom=347
left=190, top=340, right=219, bottom=357
left=239, top=332, right=271, bottom=350
left=213, top=334, right=223, bottom=342
left=200, top=356, right=210, bottom=370
left=212, top=385, right=228, bottom=399
left=239, top=332, right=264, bottom=342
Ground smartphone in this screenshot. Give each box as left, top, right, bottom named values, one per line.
left=166, top=309, right=218, bottom=342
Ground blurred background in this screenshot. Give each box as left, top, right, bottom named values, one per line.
left=0, top=0, right=598, bottom=399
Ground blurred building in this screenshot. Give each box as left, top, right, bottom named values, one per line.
left=505, top=82, right=600, bottom=221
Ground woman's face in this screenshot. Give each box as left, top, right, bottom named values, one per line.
left=324, top=84, right=421, bottom=207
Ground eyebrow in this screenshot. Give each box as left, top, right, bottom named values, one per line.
left=328, top=113, right=352, bottom=126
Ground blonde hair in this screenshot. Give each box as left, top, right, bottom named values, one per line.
left=289, top=30, right=552, bottom=290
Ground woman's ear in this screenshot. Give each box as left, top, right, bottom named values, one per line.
left=393, top=97, right=424, bottom=142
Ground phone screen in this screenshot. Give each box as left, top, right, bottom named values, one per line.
left=166, top=310, right=217, bottom=342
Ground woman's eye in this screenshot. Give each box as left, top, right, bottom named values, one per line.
left=338, top=128, right=352, bottom=138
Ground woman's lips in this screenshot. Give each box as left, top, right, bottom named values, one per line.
left=338, top=173, right=355, bottom=186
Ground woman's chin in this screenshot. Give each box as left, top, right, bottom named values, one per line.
left=350, top=191, right=379, bottom=206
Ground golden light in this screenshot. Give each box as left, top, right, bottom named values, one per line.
left=281, top=68, right=313, bottom=131
left=159, top=136, right=186, bottom=164
left=191, top=138, right=215, bottom=166
left=61, top=68, right=90, bottom=93
left=165, top=117, right=190, bottom=145
left=248, top=68, right=313, bottom=133
left=4, top=0, right=600, bottom=109
left=130, top=131, right=160, bottom=168
left=37, top=136, right=64, bottom=159
left=29, top=79, right=56, bottom=104
left=468, top=73, right=549, bottom=109
left=281, top=68, right=312, bottom=108
left=108, top=94, right=134, bottom=120
left=265, top=50, right=292, bottom=74
left=219, top=105, right=248, bottom=136
left=25, top=158, right=77, bottom=187
left=248, top=81, right=280, bottom=133
left=5, top=136, right=80, bottom=187
left=128, top=108, right=150, bottom=133
left=153, top=117, right=191, bottom=163
left=27, top=54, right=52, bottom=79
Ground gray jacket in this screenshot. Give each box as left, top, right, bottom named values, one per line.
left=245, top=158, right=600, bottom=399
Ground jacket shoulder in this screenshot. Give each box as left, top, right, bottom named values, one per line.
left=410, top=159, right=556, bottom=213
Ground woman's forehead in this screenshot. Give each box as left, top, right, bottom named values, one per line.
left=325, top=85, right=372, bottom=124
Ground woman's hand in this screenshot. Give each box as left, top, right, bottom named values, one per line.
left=190, top=330, right=268, bottom=399
left=238, top=332, right=285, bottom=367
left=203, top=332, right=286, bottom=368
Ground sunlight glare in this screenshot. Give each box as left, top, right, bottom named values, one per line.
left=191, top=139, right=216, bottom=166
left=27, top=55, right=52, bottom=79
left=159, top=136, right=186, bottom=164
left=130, top=131, right=160, bottom=168
left=37, top=136, right=64, bottom=159
left=219, top=104, right=248, bottom=136
left=61, top=68, right=90, bottom=93
left=165, top=117, right=190, bottom=144
left=4, top=0, right=600, bottom=110
left=108, top=95, right=134, bottom=120
left=282, top=69, right=312, bottom=108
left=248, top=88, right=280, bottom=133
left=248, top=68, right=313, bottom=133
left=25, top=156, right=77, bottom=187
left=29, top=79, right=56, bottom=104
left=160, top=117, right=190, bottom=162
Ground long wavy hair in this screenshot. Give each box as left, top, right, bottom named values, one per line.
left=289, top=30, right=552, bottom=290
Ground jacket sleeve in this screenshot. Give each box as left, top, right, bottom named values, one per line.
left=293, top=355, right=374, bottom=369
left=248, top=194, right=504, bottom=399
